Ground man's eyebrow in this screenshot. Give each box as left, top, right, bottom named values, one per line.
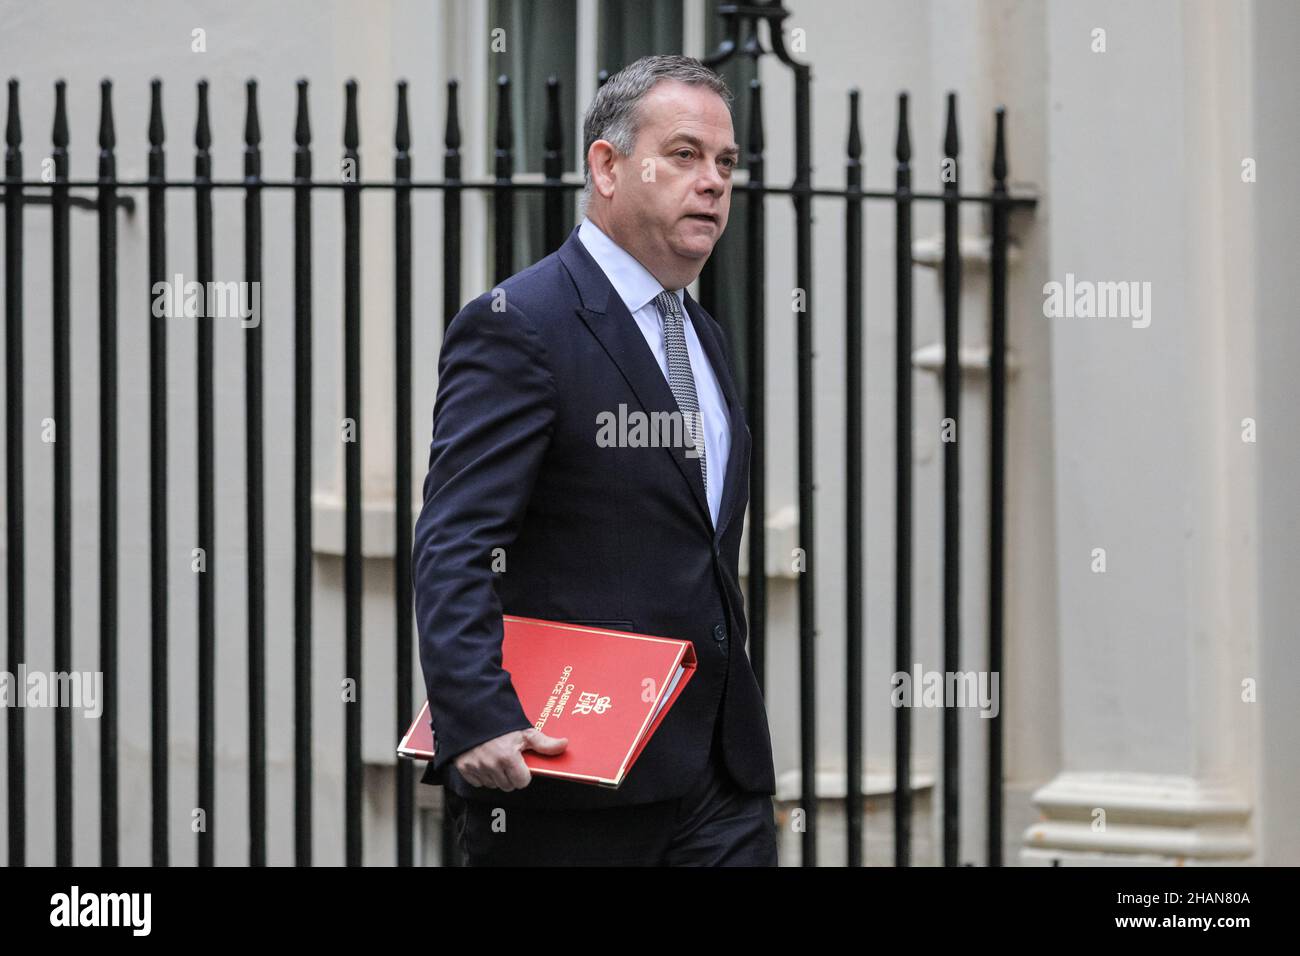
left=665, top=132, right=741, bottom=157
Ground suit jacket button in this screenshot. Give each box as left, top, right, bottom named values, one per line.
left=713, top=623, right=728, bottom=642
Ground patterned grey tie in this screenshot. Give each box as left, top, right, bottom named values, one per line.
left=652, top=290, right=706, bottom=495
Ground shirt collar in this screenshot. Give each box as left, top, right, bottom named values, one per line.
left=578, top=216, right=686, bottom=317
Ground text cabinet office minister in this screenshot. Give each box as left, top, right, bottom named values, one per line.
left=412, top=55, right=778, bottom=866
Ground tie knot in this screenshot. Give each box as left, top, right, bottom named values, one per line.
left=653, top=289, right=682, bottom=321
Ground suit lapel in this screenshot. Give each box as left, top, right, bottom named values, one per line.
left=558, top=226, right=746, bottom=541
left=682, top=288, right=747, bottom=544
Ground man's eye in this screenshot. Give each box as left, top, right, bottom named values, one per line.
left=676, top=149, right=692, bottom=159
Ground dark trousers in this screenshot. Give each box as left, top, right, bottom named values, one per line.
left=444, top=728, right=778, bottom=867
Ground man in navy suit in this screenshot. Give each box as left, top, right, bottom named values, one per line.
left=413, top=54, right=777, bottom=865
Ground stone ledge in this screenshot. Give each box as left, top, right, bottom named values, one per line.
left=1021, top=771, right=1255, bottom=864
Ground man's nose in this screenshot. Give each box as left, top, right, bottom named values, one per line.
left=697, top=164, right=725, bottom=195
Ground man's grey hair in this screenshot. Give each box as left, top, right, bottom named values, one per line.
left=580, top=54, right=734, bottom=213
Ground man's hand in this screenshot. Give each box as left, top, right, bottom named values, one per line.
left=454, top=728, right=568, bottom=791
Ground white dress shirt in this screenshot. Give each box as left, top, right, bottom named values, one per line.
left=578, top=215, right=731, bottom=529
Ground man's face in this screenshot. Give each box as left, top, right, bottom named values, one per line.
left=603, top=79, right=737, bottom=275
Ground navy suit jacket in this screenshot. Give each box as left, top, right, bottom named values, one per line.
left=413, top=223, right=776, bottom=810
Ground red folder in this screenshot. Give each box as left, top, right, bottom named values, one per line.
left=398, top=615, right=697, bottom=788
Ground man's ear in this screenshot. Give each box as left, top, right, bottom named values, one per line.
left=587, top=140, right=618, bottom=199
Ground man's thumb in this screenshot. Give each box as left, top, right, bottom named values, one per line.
left=521, top=729, right=568, bottom=754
